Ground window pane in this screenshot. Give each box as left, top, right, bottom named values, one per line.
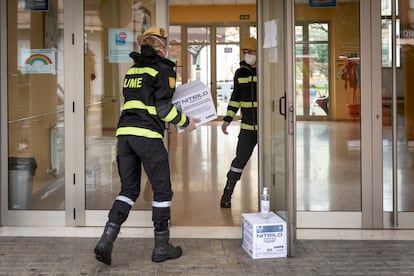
left=381, top=0, right=399, bottom=16
left=250, top=26, right=257, bottom=39
left=169, top=25, right=181, bottom=43
left=216, top=26, right=239, bottom=43
left=309, top=23, right=328, bottom=41
left=381, top=19, right=400, bottom=67
left=188, top=27, right=210, bottom=43
left=295, top=25, right=303, bottom=42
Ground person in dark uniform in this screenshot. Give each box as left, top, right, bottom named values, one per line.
left=94, top=26, right=199, bottom=265
left=220, top=37, right=258, bottom=208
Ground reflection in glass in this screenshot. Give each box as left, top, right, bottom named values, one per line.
left=7, top=0, right=65, bottom=210
left=84, top=0, right=155, bottom=210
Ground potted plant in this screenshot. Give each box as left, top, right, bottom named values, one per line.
left=338, top=54, right=360, bottom=119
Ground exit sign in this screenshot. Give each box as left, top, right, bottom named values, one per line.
left=240, top=14, right=250, bottom=20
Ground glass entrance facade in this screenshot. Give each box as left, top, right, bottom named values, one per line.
left=2, top=0, right=414, bottom=230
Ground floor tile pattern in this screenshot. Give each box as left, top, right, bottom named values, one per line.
left=0, top=237, right=413, bottom=275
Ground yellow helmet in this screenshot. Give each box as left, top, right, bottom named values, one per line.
left=241, top=37, right=257, bottom=51
left=143, top=26, right=168, bottom=39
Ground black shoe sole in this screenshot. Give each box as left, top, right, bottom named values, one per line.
left=152, top=247, right=183, bottom=262
left=94, top=247, right=111, bottom=265
left=152, top=253, right=182, bottom=262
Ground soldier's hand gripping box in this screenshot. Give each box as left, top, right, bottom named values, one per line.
left=172, top=80, right=217, bottom=133
left=242, top=212, right=287, bottom=259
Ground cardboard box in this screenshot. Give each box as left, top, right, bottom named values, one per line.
left=242, top=212, right=287, bottom=259
left=172, top=80, right=217, bottom=132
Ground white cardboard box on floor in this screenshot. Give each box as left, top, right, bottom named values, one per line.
left=242, top=212, right=287, bottom=259
left=172, top=80, right=217, bottom=133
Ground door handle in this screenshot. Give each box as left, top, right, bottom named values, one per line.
left=279, top=94, right=286, bottom=118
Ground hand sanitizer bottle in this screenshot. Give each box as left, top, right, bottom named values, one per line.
left=260, top=187, right=270, bottom=218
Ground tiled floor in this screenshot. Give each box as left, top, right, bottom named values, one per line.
left=1, top=235, right=414, bottom=275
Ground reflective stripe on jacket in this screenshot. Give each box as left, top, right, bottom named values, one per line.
left=224, top=61, right=258, bottom=131
left=116, top=47, right=189, bottom=138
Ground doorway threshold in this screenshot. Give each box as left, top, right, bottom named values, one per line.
left=297, top=229, right=414, bottom=240
left=0, top=226, right=242, bottom=239
left=1, top=226, right=414, bottom=240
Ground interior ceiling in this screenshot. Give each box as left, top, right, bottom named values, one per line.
left=169, top=0, right=256, bottom=5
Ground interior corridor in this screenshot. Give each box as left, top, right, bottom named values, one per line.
left=169, top=121, right=258, bottom=227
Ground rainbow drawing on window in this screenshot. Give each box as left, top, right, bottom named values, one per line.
left=25, top=54, right=53, bottom=65
left=20, top=49, right=56, bottom=75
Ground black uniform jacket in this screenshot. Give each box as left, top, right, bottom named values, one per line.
left=223, top=61, right=258, bottom=131
left=116, top=46, right=189, bottom=139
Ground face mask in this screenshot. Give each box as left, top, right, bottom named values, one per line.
left=244, top=53, right=257, bottom=65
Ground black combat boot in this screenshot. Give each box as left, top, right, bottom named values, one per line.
left=151, top=229, right=183, bottom=262
left=220, top=178, right=238, bottom=208
left=94, top=222, right=120, bottom=265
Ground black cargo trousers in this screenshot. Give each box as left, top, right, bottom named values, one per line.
left=227, top=129, right=258, bottom=180
left=107, top=135, right=172, bottom=232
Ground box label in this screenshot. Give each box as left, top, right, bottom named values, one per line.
left=172, top=80, right=217, bottom=132
left=256, top=224, right=284, bottom=233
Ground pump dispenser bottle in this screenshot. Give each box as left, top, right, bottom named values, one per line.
left=260, top=187, right=270, bottom=218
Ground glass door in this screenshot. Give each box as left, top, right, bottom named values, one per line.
left=295, top=1, right=364, bottom=228
left=2, top=0, right=168, bottom=227
left=382, top=0, right=414, bottom=228
left=5, top=0, right=66, bottom=226
left=295, top=22, right=330, bottom=119
left=83, top=0, right=161, bottom=227
left=186, top=27, right=211, bottom=86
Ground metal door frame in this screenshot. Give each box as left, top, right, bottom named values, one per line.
left=83, top=0, right=168, bottom=227
left=0, top=0, right=70, bottom=227
left=257, top=0, right=296, bottom=256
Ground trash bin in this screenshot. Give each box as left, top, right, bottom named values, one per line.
left=8, top=157, right=37, bottom=209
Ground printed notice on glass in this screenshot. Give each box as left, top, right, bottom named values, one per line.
left=263, top=20, right=277, bottom=49
left=172, top=80, right=217, bottom=133
left=309, top=0, right=336, bottom=7
left=108, top=28, right=133, bottom=63
left=20, top=48, right=56, bottom=75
